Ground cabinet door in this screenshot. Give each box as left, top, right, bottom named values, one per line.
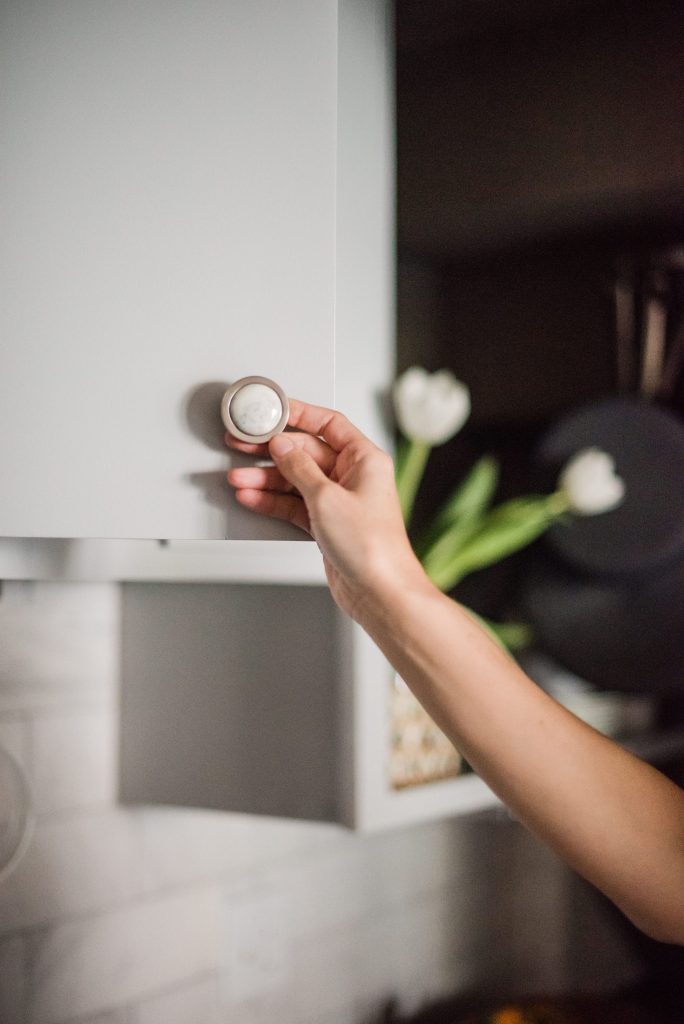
left=0, top=0, right=336, bottom=539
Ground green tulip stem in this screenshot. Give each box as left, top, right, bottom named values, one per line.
left=396, top=439, right=431, bottom=526
left=426, top=489, right=570, bottom=592
left=548, top=490, right=571, bottom=516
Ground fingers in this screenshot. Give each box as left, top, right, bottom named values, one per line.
left=225, top=400, right=370, bottom=455
left=268, top=434, right=330, bottom=502
left=225, top=398, right=369, bottom=458
left=287, top=399, right=369, bottom=453
left=228, top=464, right=296, bottom=494
left=224, top=435, right=269, bottom=456
left=234, top=488, right=311, bottom=534
left=225, top=430, right=337, bottom=473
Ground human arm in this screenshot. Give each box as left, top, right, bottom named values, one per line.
left=227, top=399, right=684, bottom=945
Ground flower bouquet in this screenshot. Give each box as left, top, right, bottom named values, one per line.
left=388, top=367, right=625, bottom=789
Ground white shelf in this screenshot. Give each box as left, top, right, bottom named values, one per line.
left=114, top=571, right=684, bottom=832
left=0, top=539, right=327, bottom=585
left=119, top=584, right=503, bottom=831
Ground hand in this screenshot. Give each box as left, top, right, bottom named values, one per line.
left=226, top=399, right=425, bottom=621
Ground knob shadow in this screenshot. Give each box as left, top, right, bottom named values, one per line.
left=183, top=381, right=231, bottom=452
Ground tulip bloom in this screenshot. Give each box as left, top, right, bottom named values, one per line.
left=558, top=447, right=626, bottom=516
left=393, top=367, right=471, bottom=523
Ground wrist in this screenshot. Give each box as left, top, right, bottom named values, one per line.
left=354, top=548, right=436, bottom=632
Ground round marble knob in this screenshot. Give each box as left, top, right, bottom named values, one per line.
left=230, top=383, right=282, bottom=436
left=221, top=376, right=289, bottom=443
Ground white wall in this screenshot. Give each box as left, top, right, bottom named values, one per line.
left=0, top=583, right=641, bottom=1024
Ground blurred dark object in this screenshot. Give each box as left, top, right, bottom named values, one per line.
left=536, top=397, right=684, bottom=578
left=518, top=552, right=684, bottom=694
left=526, top=389, right=684, bottom=693
left=519, top=650, right=657, bottom=735
left=613, top=248, right=684, bottom=401
left=376, top=988, right=676, bottom=1024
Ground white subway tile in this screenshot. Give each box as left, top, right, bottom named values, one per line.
left=139, top=809, right=339, bottom=895
left=354, top=887, right=479, bottom=1009
left=138, top=809, right=248, bottom=892
left=291, top=925, right=362, bottom=1020
left=357, top=911, right=414, bottom=1000
left=0, top=809, right=142, bottom=935
left=28, top=886, right=221, bottom=1024
left=292, top=886, right=466, bottom=1020
left=239, top=816, right=341, bottom=864
left=221, top=885, right=292, bottom=1006
left=31, top=709, right=117, bottom=814
left=224, top=815, right=340, bottom=873
left=135, top=974, right=220, bottom=1024
left=267, top=818, right=482, bottom=946
left=276, top=842, right=371, bottom=940
left=0, top=583, right=118, bottom=713
left=0, top=935, right=26, bottom=1024
left=365, top=818, right=469, bottom=909
left=224, top=988, right=298, bottom=1024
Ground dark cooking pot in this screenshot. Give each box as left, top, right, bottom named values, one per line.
left=518, top=397, right=684, bottom=693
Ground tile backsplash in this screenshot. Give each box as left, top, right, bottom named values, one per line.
left=0, top=582, right=642, bottom=1024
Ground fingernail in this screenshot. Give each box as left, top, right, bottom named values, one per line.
left=269, top=434, right=293, bottom=456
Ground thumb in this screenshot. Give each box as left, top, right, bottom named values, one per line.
left=269, top=434, right=329, bottom=501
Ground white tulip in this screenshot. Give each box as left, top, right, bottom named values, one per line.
left=393, top=367, right=471, bottom=445
left=559, top=447, right=626, bottom=516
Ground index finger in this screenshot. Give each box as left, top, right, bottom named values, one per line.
left=287, top=398, right=368, bottom=453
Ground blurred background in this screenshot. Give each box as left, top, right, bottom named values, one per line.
left=395, top=0, right=684, bottom=1016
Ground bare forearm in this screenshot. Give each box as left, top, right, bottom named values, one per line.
left=227, top=398, right=684, bottom=945
left=359, top=571, right=684, bottom=945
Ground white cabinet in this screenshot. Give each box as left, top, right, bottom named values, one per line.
left=0, top=0, right=503, bottom=831
left=0, top=0, right=390, bottom=542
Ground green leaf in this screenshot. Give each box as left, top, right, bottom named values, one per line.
left=416, top=455, right=499, bottom=558
left=421, top=517, right=483, bottom=580
left=428, top=492, right=567, bottom=592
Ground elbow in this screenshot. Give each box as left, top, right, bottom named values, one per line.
left=641, top=922, right=684, bottom=947
left=626, top=908, right=684, bottom=947
left=615, top=863, right=684, bottom=946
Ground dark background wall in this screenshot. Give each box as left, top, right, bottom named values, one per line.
left=395, top=1, right=684, bottom=1005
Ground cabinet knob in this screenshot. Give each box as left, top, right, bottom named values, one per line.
left=221, top=376, right=289, bottom=443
